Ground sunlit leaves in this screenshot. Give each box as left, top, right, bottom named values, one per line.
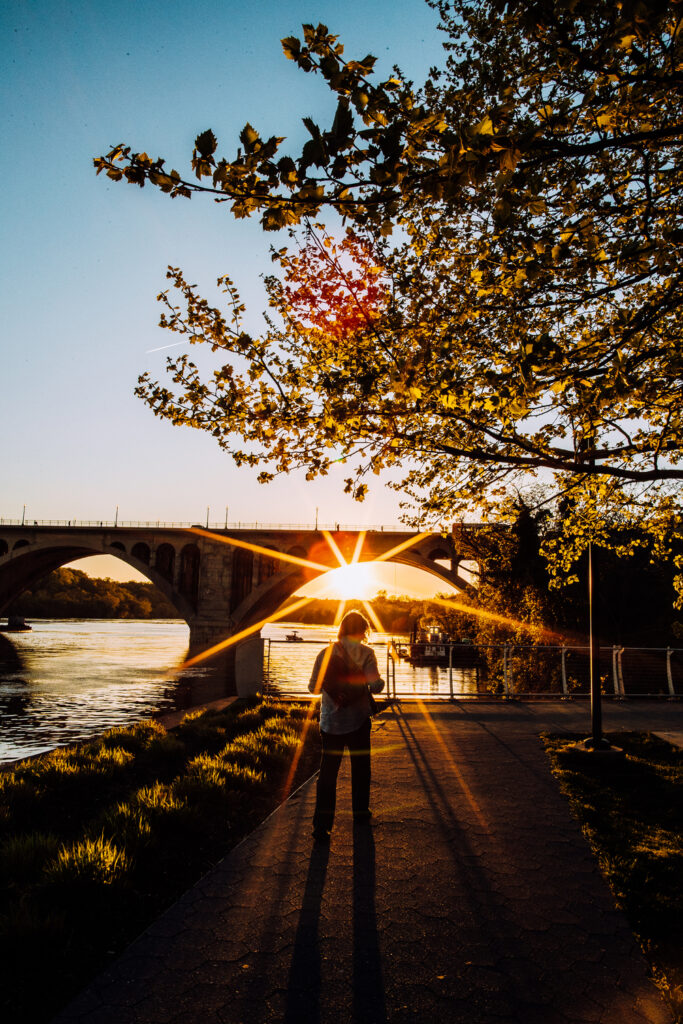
left=102, top=1, right=683, bottom=586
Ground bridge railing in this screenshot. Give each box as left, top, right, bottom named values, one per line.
left=263, top=639, right=683, bottom=700
left=0, top=519, right=414, bottom=532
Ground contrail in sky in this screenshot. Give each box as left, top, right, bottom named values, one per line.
left=145, top=341, right=186, bottom=353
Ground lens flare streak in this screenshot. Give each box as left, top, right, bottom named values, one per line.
left=372, top=531, right=434, bottom=564
left=179, top=595, right=314, bottom=669
left=189, top=526, right=331, bottom=573
left=321, top=529, right=348, bottom=568
left=428, top=595, right=567, bottom=644
left=361, top=599, right=387, bottom=636
left=415, top=699, right=490, bottom=831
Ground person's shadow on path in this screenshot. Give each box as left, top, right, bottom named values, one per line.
left=284, top=842, right=330, bottom=1023
left=284, top=823, right=386, bottom=1024
left=352, top=823, right=386, bottom=1024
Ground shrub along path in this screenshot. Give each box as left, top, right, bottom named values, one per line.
left=52, top=700, right=683, bottom=1024
left=0, top=699, right=321, bottom=1024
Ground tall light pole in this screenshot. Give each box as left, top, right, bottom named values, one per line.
left=21, top=504, right=26, bottom=526
left=224, top=506, right=229, bottom=529
left=315, top=507, right=319, bottom=530
left=114, top=505, right=119, bottom=527
left=580, top=438, right=612, bottom=752
left=206, top=506, right=210, bottom=528
left=586, top=541, right=606, bottom=748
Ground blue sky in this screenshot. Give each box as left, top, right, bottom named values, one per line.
left=1, top=1, right=456, bottom=592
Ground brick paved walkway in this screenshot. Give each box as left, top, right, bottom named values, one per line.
left=53, top=701, right=681, bottom=1024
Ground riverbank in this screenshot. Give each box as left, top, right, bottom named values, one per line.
left=52, top=701, right=683, bottom=1024
left=0, top=697, right=321, bottom=1024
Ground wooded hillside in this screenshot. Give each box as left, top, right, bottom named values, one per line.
left=6, top=569, right=179, bottom=619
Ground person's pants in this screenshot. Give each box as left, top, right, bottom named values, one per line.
left=313, top=718, right=371, bottom=833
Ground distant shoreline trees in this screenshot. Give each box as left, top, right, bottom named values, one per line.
left=6, top=568, right=179, bottom=620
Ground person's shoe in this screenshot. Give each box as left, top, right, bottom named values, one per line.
left=353, top=810, right=372, bottom=823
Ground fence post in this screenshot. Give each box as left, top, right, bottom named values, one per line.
left=612, top=645, right=623, bottom=698
left=449, top=643, right=454, bottom=701
left=386, top=642, right=397, bottom=701
left=503, top=646, right=510, bottom=698
left=617, top=646, right=625, bottom=698
left=264, top=638, right=271, bottom=695
left=666, top=648, right=676, bottom=698
left=561, top=646, right=568, bottom=697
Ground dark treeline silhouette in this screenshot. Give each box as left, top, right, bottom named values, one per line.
left=6, top=568, right=178, bottom=619
left=443, top=503, right=682, bottom=650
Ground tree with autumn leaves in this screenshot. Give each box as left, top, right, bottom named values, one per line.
left=97, top=0, right=683, bottom=591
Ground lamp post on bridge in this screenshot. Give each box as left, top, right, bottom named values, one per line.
left=21, top=504, right=26, bottom=526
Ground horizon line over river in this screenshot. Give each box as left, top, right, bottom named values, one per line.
left=0, top=619, right=478, bottom=763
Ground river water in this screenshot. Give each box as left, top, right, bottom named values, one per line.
left=0, top=619, right=477, bottom=763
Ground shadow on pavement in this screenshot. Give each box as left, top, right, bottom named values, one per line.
left=285, top=841, right=330, bottom=1024
left=353, top=822, right=386, bottom=1024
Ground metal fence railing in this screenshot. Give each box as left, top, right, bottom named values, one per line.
left=263, top=639, right=683, bottom=700
left=0, top=519, right=409, bottom=532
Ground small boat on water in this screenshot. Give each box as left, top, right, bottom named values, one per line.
left=0, top=615, right=32, bottom=632
left=285, top=630, right=304, bottom=642
left=398, top=622, right=481, bottom=668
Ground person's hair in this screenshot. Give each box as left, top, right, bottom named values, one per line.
left=338, top=610, right=370, bottom=639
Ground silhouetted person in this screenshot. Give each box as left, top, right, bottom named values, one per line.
left=308, top=611, right=385, bottom=843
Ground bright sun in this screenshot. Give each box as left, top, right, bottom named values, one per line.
left=315, top=561, right=378, bottom=600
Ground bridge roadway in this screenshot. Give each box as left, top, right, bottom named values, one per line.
left=0, top=523, right=474, bottom=697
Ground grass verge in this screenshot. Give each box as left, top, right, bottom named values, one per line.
left=0, top=697, right=320, bottom=1024
left=543, top=731, right=682, bottom=1022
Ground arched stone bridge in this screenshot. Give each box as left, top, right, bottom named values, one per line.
left=0, top=524, right=475, bottom=695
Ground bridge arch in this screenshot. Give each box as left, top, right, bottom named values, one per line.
left=0, top=532, right=195, bottom=623
left=229, top=546, right=475, bottom=633
left=427, top=545, right=451, bottom=563
left=131, top=542, right=151, bottom=565
left=155, top=543, right=176, bottom=583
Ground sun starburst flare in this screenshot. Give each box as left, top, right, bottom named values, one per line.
left=176, top=527, right=465, bottom=676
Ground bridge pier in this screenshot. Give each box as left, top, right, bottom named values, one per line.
left=186, top=620, right=264, bottom=704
